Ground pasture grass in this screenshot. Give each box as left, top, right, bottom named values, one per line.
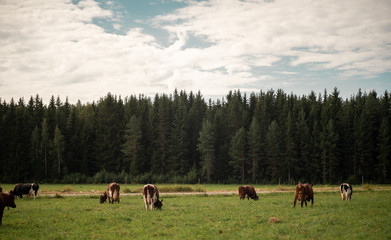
left=2, top=183, right=390, bottom=195
left=0, top=190, right=390, bottom=239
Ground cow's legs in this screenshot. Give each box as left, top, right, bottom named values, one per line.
left=143, top=196, right=149, bottom=211
left=0, top=208, right=3, bottom=225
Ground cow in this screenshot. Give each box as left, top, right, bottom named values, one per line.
left=10, top=183, right=39, bottom=200
left=238, top=185, right=259, bottom=200
left=293, top=183, right=314, bottom=207
left=0, top=192, right=16, bottom=225
left=142, top=184, right=163, bottom=211
left=340, top=183, right=353, bottom=201
left=100, top=182, right=120, bottom=204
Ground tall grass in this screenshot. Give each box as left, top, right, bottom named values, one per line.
left=0, top=191, right=390, bottom=239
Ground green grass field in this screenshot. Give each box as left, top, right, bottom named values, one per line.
left=1, top=183, right=388, bottom=194
left=0, top=188, right=390, bottom=239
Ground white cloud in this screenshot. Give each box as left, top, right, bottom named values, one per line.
left=0, top=0, right=390, bottom=103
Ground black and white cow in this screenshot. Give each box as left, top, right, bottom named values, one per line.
left=142, top=184, right=163, bottom=211
left=10, top=183, right=39, bottom=200
left=340, top=183, right=352, bottom=201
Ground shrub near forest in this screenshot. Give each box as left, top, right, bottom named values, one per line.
left=0, top=190, right=390, bottom=239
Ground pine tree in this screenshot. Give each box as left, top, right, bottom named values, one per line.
left=376, top=117, right=390, bottom=182
left=247, top=116, right=262, bottom=182
left=265, top=121, right=280, bottom=183
left=41, top=118, right=49, bottom=181
left=30, top=125, right=41, bottom=180
left=320, top=119, right=339, bottom=184
left=197, top=118, right=215, bottom=183
left=122, top=115, right=143, bottom=175
left=212, top=100, right=231, bottom=183
left=169, top=90, right=190, bottom=175
left=151, top=94, right=172, bottom=174
left=296, top=108, right=310, bottom=182
left=53, top=124, right=64, bottom=178
left=229, top=127, right=247, bottom=183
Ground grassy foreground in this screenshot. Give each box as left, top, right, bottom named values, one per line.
left=0, top=190, right=390, bottom=239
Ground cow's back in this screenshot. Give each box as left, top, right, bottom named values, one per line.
left=106, top=182, right=120, bottom=203
left=142, top=184, right=162, bottom=210
left=143, top=184, right=158, bottom=201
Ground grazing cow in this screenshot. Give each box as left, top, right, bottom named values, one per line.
left=238, top=185, right=259, bottom=200
left=340, top=183, right=353, bottom=201
left=142, top=184, right=163, bottom=211
left=0, top=192, right=16, bottom=225
left=293, top=183, right=314, bottom=207
left=10, top=183, right=39, bottom=200
left=100, top=182, right=120, bottom=204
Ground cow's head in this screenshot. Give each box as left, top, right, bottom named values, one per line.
left=154, top=199, right=163, bottom=209
left=253, top=194, right=259, bottom=200
left=100, top=193, right=107, bottom=204
left=2, top=193, right=16, bottom=209
left=296, top=184, right=305, bottom=201
left=8, top=194, right=16, bottom=208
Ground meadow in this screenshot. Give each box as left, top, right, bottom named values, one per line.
left=0, top=185, right=390, bottom=240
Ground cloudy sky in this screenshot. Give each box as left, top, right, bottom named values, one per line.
left=1, top=0, right=390, bottom=104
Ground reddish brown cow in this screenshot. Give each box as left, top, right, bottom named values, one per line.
left=0, top=192, right=16, bottom=225
left=293, top=183, right=314, bottom=207
left=238, top=185, right=259, bottom=200
left=100, top=182, right=120, bottom=204
left=142, top=184, right=163, bottom=211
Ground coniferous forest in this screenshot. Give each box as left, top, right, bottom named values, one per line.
left=1, top=88, right=390, bottom=184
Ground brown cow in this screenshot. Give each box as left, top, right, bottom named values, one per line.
left=142, top=184, right=163, bottom=211
left=238, top=185, right=259, bottom=200
left=293, top=183, right=314, bottom=207
left=100, top=182, right=120, bottom=204
left=0, top=192, right=16, bottom=225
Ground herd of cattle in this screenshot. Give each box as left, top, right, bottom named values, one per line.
left=0, top=182, right=353, bottom=225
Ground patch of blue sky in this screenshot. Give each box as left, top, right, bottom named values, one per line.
left=89, top=0, right=188, bottom=46
left=245, top=56, right=353, bottom=96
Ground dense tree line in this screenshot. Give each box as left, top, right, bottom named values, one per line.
left=1, top=88, right=390, bottom=184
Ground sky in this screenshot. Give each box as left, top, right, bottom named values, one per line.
left=0, top=0, right=390, bottom=104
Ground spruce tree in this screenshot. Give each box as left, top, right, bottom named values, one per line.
left=248, top=116, right=262, bottom=182
left=121, top=115, right=143, bottom=175
left=53, top=124, right=65, bottom=178
left=229, top=127, right=247, bottom=183
left=197, top=118, right=215, bottom=183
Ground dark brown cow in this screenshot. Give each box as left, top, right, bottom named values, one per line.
left=100, top=182, right=120, bottom=204
left=0, top=192, right=16, bottom=225
left=238, top=185, right=259, bottom=200
left=293, top=183, right=314, bottom=207
left=142, top=184, right=163, bottom=211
